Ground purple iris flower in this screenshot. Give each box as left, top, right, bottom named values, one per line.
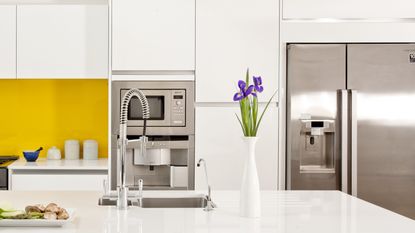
left=253, top=76, right=264, bottom=93
left=233, top=80, right=254, bottom=101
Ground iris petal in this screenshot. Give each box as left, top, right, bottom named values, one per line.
left=253, top=76, right=264, bottom=93
left=245, top=85, right=254, bottom=96
left=238, top=80, right=246, bottom=90
left=233, top=92, right=243, bottom=101
left=255, top=85, right=264, bottom=93
left=253, top=76, right=262, bottom=86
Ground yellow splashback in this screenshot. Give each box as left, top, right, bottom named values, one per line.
left=0, top=79, right=108, bottom=158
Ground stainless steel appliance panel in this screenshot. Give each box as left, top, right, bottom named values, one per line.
left=0, top=169, right=7, bottom=189
left=348, top=44, right=415, bottom=219
left=287, top=44, right=346, bottom=190
left=111, top=81, right=195, bottom=191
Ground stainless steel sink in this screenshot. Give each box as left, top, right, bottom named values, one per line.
left=98, top=196, right=208, bottom=208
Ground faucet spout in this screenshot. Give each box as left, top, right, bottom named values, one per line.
left=117, top=88, right=150, bottom=210
left=197, top=158, right=216, bottom=211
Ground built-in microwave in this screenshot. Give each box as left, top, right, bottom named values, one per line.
left=112, top=81, right=195, bottom=136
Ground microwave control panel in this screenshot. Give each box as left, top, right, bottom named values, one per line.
left=171, top=90, right=186, bottom=126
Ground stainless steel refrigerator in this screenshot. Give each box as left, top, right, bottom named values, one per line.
left=286, top=44, right=415, bottom=219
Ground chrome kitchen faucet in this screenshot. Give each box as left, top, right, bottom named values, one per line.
left=117, top=89, right=150, bottom=210
left=197, top=158, right=216, bottom=211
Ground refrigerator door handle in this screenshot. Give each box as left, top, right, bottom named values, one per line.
left=339, top=90, right=349, bottom=193
left=349, top=90, right=358, bottom=196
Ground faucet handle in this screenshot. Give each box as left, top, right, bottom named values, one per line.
left=102, top=179, right=109, bottom=196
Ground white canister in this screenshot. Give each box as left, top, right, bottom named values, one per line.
left=83, top=139, right=98, bottom=160
left=47, top=146, right=61, bottom=160
left=65, top=140, right=80, bottom=160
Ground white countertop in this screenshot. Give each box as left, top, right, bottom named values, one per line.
left=8, top=158, right=108, bottom=171
left=0, top=190, right=414, bottom=233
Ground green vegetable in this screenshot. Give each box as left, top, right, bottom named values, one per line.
left=0, top=203, right=20, bottom=220
left=28, top=212, right=44, bottom=219
left=0, top=202, right=14, bottom=213
left=1, top=210, right=27, bottom=219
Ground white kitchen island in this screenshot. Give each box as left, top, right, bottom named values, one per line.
left=0, top=190, right=414, bottom=233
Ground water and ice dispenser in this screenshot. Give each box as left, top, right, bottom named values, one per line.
left=299, top=119, right=335, bottom=173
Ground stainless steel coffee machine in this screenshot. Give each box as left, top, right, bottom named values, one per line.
left=111, top=81, right=195, bottom=190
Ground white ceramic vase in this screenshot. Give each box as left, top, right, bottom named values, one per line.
left=240, top=136, right=261, bottom=218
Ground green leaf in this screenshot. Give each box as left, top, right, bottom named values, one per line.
left=254, top=91, right=277, bottom=135
left=235, top=113, right=246, bottom=136
left=245, top=68, right=250, bottom=86
left=252, top=97, right=258, bottom=135
left=240, top=99, right=249, bottom=136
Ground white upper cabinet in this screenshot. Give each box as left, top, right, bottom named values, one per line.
left=17, top=5, right=108, bottom=79
left=196, top=0, right=278, bottom=103
left=0, top=6, right=16, bottom=79
left=112, top=0, right=195, bottom=71
left=283, top=0, right=415, bottom=19
left=195, top=106, right=278, bottom=190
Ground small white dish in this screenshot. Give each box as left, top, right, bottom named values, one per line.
left=0, top=209, right=75, bottom=227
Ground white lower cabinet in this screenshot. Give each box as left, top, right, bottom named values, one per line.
left=195, top=106, right=278, bottom=190
left=10, top=174, right=107, bottom=191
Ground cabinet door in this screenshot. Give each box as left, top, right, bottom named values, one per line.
left=0, top=6, right=16, bottom=79
left=195, top=106, right=278, bottom=190
left=196, top=0, right=278, bottom=102
left=17, top=5, right=108, bottom=79
left=11, top=174, right=107, bottom=191
left=112, top=0, right=195, bottom=71
left=283, top=0, right=415, bottom=19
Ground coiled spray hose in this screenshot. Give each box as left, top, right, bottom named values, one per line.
left=120, top=88, right=150, bottom=135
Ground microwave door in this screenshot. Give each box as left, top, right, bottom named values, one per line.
left=121, top=89, right=172, bottom=127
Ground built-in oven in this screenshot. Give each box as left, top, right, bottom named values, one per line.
left=0, top=156, right=18, bottom=190
left=0, top=168, right=7, bottom=190
left=111, top=81, right=195, bottom=190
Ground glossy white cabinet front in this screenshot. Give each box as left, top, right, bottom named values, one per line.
left=283, top=0, right=415, bottom=19
left=11, top=174, right=107, bottom=191
left=195, top=106, right=278, bottom=190
left=112, top=0, right=195, bottom=71
left=0, top=6, right=16, bottom=79
left=17, top=5, right=108, bottom=79
left=196, top=0, right=278, bottom=102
